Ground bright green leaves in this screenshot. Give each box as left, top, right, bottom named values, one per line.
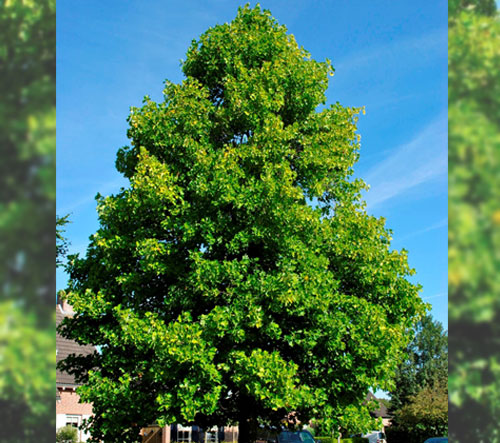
left=295, top=104, right=362, bottom=201
left=60, top=4, right=425, bottom=442
left=117, top=79, right=213, bottom=179
left=131, top=148, right=181, bottom=208
left=94, top=308, right=223, bottom=424
left=183, top=5, right=330, bottom=126
left=231, top=349, right=312, bottom=411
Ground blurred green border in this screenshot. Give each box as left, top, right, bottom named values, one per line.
left=0, top=1, right=55, bottom=442
left=449, top=0, right=500, bottom=441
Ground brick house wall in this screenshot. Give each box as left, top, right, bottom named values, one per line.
left=56, top=300, right=95, bottom=442
left=56, top=388, right=93, bottom=415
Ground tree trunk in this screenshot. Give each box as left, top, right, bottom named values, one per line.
left=237, top=398, right=257, bottom=443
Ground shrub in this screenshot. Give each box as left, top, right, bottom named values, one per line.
left=56, top=425, right=78, bottom=443
left=388, top=381, right=448, bottom=443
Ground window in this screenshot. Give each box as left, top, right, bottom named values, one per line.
left=204, top=427, right=218, bottom=443
left=178, top=425, right=192, bottom=443
left=66, top=415, right=80, bottom=428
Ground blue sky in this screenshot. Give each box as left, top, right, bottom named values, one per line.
left=57, top=0, right=447, bottom=349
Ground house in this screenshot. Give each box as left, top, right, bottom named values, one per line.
left=56, top=298, right=238, bottom=443
left=56, top=299, right=95, bottom=442
left=141, top=424, right=239, bottom=443
left=366, top=392, right=392, bottom=429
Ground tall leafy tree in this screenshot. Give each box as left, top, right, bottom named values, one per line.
left=449, top=0, right=500, bottom=441
left=387, top=315, right=447, bottom=443
left=389, top=314, right=448, bottom=412
left=60, top=5, right=425, bottom=442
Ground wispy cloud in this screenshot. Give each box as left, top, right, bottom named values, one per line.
left=363, top=113, right=447, bottom=210
left=334, top=27, right=447, bottom=74
left=58, top=176, right=127, bottom=215
left=422, top=292, right=447, bottom=301
left=399, top=217, right=448, bottom=242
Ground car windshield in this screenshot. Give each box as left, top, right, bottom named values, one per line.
left=299, top=431, right=315, bottom=443
left=278, top=431, right=316, bottom=443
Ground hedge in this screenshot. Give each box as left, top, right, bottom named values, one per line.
left=340, top=438, right=369, bottom=443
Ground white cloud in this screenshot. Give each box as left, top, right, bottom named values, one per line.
left=399, top=217, right=448, bottom=242
left=334, top=27, right=447, bottom=74
left=58, top=176, right=127, bottom=216
left=421, top=292, right=447, bottom=301
left=363, top=113, right=447, bottom=209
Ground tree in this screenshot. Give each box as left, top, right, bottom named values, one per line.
left=389, top=314, right=448, bottom=412
left=449, top=1, right=500, bottom=441
left=57, top=214, right=71, bottom=267
left=387, top=315, right=447, bottom=442
left=387, top=381, right=447, bottom=443
left=59, top=5, right=425, bottom=442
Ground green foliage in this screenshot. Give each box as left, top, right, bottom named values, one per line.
left=377, top=398, right=391, bottom=411
left=449, top=0, right=496, bottom=17
left=57, top=214, right=71, bottom=267
left=60, top=5, right=425, bottom=442
left=336, top=402, right=381, bottom=437
left=449, top=2, right=500, bottom=441
left=0, top=0, right=55, bottom=441
left=387, top=381, right=447, bottom=443
left=389, top=314, right=447, bottom=411
left=56, top=425, right=79, bottom=443
left=388, top=315, right=447, bottom=442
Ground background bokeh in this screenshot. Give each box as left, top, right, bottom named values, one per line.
left=0, top=0, right=55, bottom=441
left=449, top=0, right=500, bottom=441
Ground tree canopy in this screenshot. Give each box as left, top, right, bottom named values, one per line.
left=386, top=315, right=448, bottom=443
left=389, top=314, right=448, bottom=412
left=60, top=5, right=425, bottom=442
left=387, top=381, right=448, bottom=443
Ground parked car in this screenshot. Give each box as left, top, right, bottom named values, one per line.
left=424, top=438, right=448, bottom=443
left=267, top=430, right=317, bottom=443
left=356, top=431, right=387, bottom=443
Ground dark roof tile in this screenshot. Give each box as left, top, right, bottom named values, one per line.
left=56, top=306, right=95, bottom=386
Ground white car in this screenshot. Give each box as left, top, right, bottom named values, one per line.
left=361, top=431, right=387, bottom=443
